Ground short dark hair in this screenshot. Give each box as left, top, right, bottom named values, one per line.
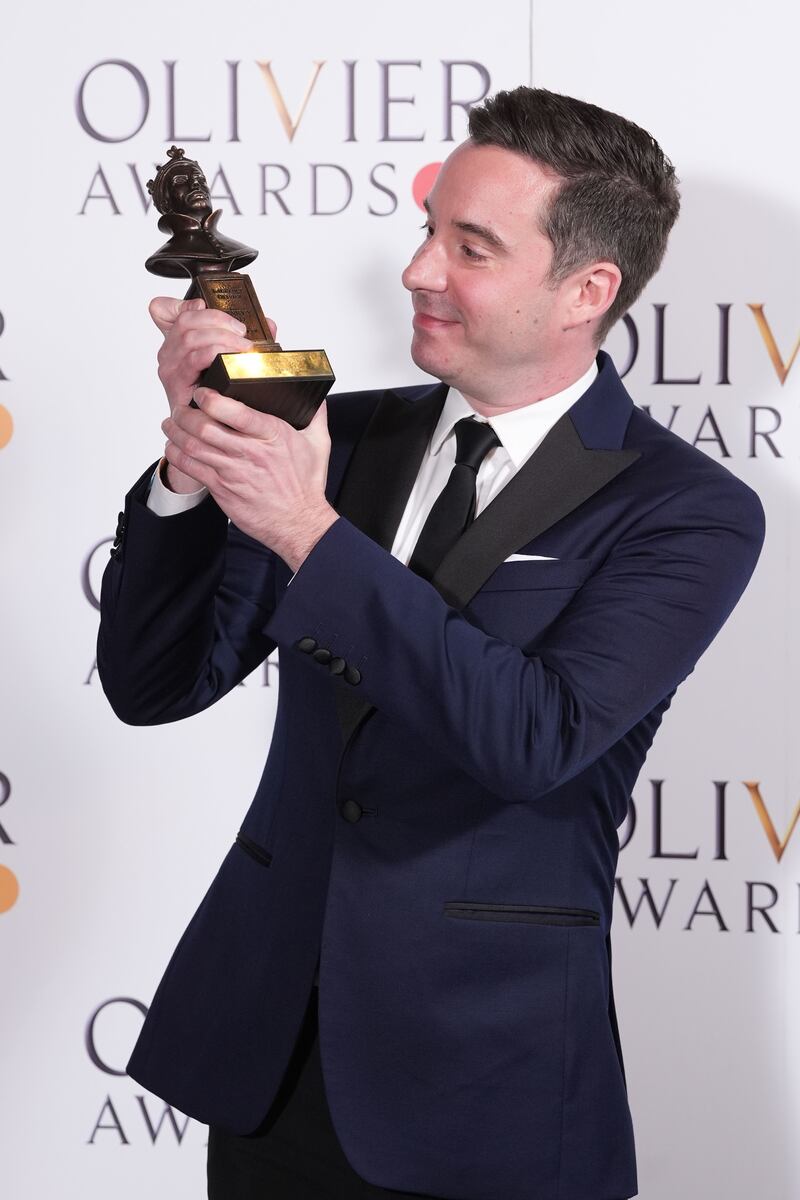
left=468, top=87, right=680, bottom=342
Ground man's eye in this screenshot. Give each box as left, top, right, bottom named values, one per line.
left=462, top=245, right=486, bottom=261
left=173, top=175, right=187, bottom=185
left=420, top=222, right=433, bottom=237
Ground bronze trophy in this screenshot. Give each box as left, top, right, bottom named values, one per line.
left=145, top=146, right=334, bottom=429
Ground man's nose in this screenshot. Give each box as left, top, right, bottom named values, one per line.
left=402, top=237, right=447, bottom=293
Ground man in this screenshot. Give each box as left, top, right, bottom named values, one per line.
left=98, top=88, right=764, bottom=1200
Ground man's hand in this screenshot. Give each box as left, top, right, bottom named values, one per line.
left=149, top=295, right=276, bottom=494
left=161, top=389, right=338, bottom=572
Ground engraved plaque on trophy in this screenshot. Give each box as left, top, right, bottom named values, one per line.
left=145, top=146, right=334, bottom=429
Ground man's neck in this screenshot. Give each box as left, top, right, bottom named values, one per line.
left=459, top=353, right=598, bottom=417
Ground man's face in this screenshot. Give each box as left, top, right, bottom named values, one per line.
left=402, top=141, right=567, bottom=404
left=167, top=164, right=212, bottom=219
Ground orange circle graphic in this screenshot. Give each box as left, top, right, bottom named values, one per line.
left=0, top=405, right=12, bottom=449
left=0, top=865, right=19, bottom=912
left=412, top=162, right=442, bottom=211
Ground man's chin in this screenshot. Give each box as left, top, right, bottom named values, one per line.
left=410, top=338, right=458, bottom=385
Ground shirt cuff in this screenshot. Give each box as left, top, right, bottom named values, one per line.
left=146, top=458, right=209, bottom=516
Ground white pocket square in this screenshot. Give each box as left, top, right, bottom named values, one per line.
left=503, top=554, right=559, bottom=562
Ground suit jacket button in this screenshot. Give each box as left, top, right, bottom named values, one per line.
left=340, top=799, right=362, bottom=823
left=344, top=665, right=362, bottom=686
left=329, top=657, right=346, bottom=676
left=296, top=637, right=317, bottom=654
left=313, top=647, right=332, bottom=664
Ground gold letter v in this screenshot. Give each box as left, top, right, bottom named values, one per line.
left=744, top=781, right=800, bottom=862
left=747, top=305, right=800, bottom=386
left=256, top=61, right=326, bottom=143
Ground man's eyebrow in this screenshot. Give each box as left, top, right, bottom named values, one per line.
left=422, top=197, right=507, bottom=251
left=453, top=220, right=507, bottom=251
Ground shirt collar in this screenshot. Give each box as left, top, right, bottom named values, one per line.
left=429, top=360, right=599, bottom=469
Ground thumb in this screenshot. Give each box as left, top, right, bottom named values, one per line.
left=304, top=398, right=330, bottom=444
left=149, top=295, right=205, bottom=336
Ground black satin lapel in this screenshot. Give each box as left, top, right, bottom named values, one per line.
left=431, top=414, right=641, bottom=610
left=334, top=384, right=446, bottom=744
left=334, top=385, right=447, bottom=548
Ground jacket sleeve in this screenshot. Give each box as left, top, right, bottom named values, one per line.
left=264, top=474, right=765, bottom=802
left=97, top=465, right=281, bottom=725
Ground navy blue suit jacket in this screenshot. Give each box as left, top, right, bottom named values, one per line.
left=98, top=353, right=764, bottom=1200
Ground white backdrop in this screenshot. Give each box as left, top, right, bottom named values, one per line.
left=0, top=2, right=797, bottom=1197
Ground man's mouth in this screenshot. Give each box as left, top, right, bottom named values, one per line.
left=413, top=313, right=458, bottom=331
left=412, top=304, right=459, bottom=329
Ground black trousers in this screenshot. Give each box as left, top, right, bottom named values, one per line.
left=207, top=987, right=445, bottom=1199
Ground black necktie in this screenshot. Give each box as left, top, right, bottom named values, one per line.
left=408, top=417, right=501, bottom=582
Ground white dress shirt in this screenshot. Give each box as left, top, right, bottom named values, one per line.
left=147, top=362, right=599, bottom=566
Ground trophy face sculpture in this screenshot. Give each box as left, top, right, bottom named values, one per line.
left=145, top=146, right=334, bottom=429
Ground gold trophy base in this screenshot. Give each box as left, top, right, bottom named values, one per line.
left=200, top=348, right=335, bottom=429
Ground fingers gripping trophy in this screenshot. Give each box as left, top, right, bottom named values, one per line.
left=145, top=146, right=334, bottom=429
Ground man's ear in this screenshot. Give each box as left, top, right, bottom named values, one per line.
left=561, top=262, right=622, bottom=332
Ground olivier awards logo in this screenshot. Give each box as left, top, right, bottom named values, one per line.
left=607, top=305, right=799, bottom=459
left=1, top=312, right=17, bottom=914
left=85, top=997, right=202, bottom=1145
left=615, top=778, right=800, bottom=934
left=0, top=308, right=12, bottom=452
left=74, top=57, right=490, bottom=218
left=0, top=772, right=19, bottom=914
